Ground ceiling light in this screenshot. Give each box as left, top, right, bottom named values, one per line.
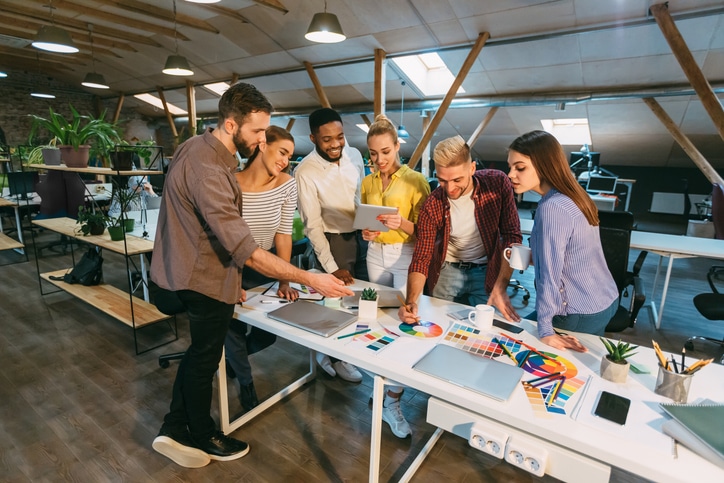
left=164, top=0, right=194, bottom=76
left=82, top=72, right=109, bottom=89
left=0, top=72, right=7, bottom=78
left=32, top=25, right=78, bottom=54
left=305, top=1, right=345, bottom=43
left=31, top=92, right=56, bottom=99
left=398, top=80, right=409, bottom=139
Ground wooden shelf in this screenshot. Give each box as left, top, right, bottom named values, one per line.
left=25, top=163, right=161, bottom=177
left=41, top=269, right=169, bottom=328
left=0, top=233, right=23, bottom=251
left=32, top=217, right=153, bottom=256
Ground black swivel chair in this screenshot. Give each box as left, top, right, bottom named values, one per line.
left=597, top=211, right=648, bottom=332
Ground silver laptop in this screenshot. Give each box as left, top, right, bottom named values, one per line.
left=413, top=344, right=524, bottom=401
left=342, top=289, right=404, bottom=309
left=266, top=300, right=357, bottom=338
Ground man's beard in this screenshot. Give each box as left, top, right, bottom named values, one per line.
left=234, top=128, right=254, bottom=158
left=315, top=144, right=342, bottom=163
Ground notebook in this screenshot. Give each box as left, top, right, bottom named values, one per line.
left=341, top=289, right=405, bottom=309
left=266, top=300, right=357, bottom=337
left=413, top=344, right=524, bottom=401
left=660, top=402, right=724, bottom=467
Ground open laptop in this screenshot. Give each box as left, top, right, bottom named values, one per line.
left=266, top=300, right=357, bottom=338
left=342, top=288, right=404, bottom=309
left=413, top=344, right=524, bottom=401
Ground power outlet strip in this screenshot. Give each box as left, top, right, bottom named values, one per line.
left=468, top=423, right=508, bottom=459
left=504, top=438, right=548, bottom=477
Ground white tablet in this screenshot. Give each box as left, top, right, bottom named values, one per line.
left=353, top=204, right=398, bottom=231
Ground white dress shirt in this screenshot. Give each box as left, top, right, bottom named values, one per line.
left=294, top=145, right=365, bottom=273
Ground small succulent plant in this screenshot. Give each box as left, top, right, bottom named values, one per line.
left=360, top=287, right=378, bottom=301
left=600, top=337, right=638, bottom=364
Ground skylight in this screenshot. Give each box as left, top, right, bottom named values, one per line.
left=391, top=52, right=464, bottom=97
left=540, top=118, right=592, bottom=146
left=133, top=93, right=187, bottom=115
left=202, top=82, right=230, bottom=96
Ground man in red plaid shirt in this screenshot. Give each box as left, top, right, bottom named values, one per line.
left=399, top=136, right=522, bottom=323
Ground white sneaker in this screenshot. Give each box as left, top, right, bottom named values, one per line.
left=332, top=361, right=363, bottom=382
left=382, top=399, right=412, bottom=438
left=316, top=353, right=336, bottom=377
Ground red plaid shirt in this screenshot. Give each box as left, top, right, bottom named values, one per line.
left=410, top=169, right=522, bottom=295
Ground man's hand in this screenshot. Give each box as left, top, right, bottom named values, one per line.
left=331, top=269, right=355, bottom=285
left=541, top=334, right=588, bottom=352
left=308, top=273, right=354, bottom=298
left=238, top=289, right=247, bottom=304
left=486, top=286, right=521, bottom=322
left=398, top=301, right=420, bottom=323
left=277, top=281, right=299, bottom=301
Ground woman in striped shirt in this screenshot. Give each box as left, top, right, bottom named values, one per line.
left=225, top=125, right=299, bottom=411
left=507, top=131, right=618, bottom=352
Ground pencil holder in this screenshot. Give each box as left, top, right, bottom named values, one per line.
left=654, top=365, right=693, bottom=404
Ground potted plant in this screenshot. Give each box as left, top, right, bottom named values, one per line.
left=358, top=287, right=378, bottom=319
left=27, top=137, right=61, bottom=165
left=107, top=184, right=141, bottom=240
left=28, top=105, right=120, bottom=168
left=599, top=337, right=638, bottom=383
left=76, top=206, right=109, bottom=236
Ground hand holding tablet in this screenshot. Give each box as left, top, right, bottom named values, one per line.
left=353, top=203, right=399, bottom=232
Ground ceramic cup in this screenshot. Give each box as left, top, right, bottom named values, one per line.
left=504, top=243, right=532, bottom=271
left=468, top=304, right=495, bottom=330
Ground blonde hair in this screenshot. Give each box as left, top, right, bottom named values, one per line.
left=367, top=114, right=398, bottom=144
left=433, top=135, right=471, bottom=168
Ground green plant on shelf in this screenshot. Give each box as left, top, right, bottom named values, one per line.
left=76, top=206, right=109, bottom=236
left=600, top=337, right=638, bottom=364
left=361, top=287, right=378, bottom=301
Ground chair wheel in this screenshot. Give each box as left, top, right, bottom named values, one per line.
left=684, top=340, right=694, bottom=351
left=159, top=359, right=170, bottom=368
left=523, top=293, right=530, bottom=301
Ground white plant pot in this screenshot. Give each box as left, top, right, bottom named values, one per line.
left=358, top=299, right=378, bottom=319
left=600, top=355, right=629, bottom=383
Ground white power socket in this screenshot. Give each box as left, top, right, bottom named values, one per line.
left=469, top=423, right=508, bottom=459
left=504, top=438, right=548, bottom=477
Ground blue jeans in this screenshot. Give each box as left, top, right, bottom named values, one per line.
left=528, top=299, right=619, bottom=336
left=432, top=262, right=489, bottom=306
left=163, top=290, right=234, bottom=441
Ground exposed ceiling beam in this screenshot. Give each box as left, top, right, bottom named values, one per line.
left=193, top=3, right=249, bottom=24
left=1, top=45, right=89, bottom=65
left=51, top=0, right=190, bottom=41
left=374, top=49, right=386, bottom=118
left=304, top=61, right=331, bottom=109
left=0, top=51, right=75, bottom=71
left=0, top=2, right=163, bottom=47
left=251, top=0, right=288, bottom=14
left=93, top=0, right=220, bottom=34
left=0, top=17, right=137, bottom=52
left=467, top=107, right=499, bottom=148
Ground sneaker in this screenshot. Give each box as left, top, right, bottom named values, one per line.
left=332, top=361, right=363, bottom=383
left=195, top=431, right=250, bottom=461
left=382, top=399, right=412, bottom=439
left=152, top=427, right=211, bottom=468
left=316, top=353, right=336, bottom=377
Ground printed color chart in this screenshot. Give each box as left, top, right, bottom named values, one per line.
left=443, top=322, right=508, bottom=357
left=347, top=328, right=400, bottom=353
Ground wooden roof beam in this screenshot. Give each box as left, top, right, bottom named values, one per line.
left=304, top=61, right=331, bottom=109
left=374, top=49, right=386, bottom=118
left=251, top=0, right=289, bottom=14
left=0, top=18, right=137, bottom=52
left=157, top=86, right=179, bottom=142
left=93, top=0, right=220, bottom=34
left=467, top=107, right=499, bottom=148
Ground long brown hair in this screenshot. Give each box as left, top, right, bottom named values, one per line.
left=244, top=125, right=295, bottom=170
left=509, top=130, right=599, bottom=225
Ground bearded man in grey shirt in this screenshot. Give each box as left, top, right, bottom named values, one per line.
left=151, top=82, right=351, bottom=468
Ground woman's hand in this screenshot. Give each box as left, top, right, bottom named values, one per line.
left=277, top=281, right=299, bottom=301
left=541, top=334, right=588, bottom=352
left=398, top=301, right=420, bottom=323
left=362, top=228, right=381, bottom=241
left=377, top=212, right=403, bottom=231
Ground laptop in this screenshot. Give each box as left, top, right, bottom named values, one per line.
left=413, top=344, right=524, bottom=401
left=342, top=289, right=405, bottom=309
left=266, top=300, right=357, bottom=338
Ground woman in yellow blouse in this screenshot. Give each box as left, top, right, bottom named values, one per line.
left=360, top=114, right=430, bottom=439
left=361, top=114, right=430, bottom=289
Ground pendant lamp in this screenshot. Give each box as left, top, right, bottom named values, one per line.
left=305, top=1, right=346, bottom=43
left=81, top=24, right=109, bottom=89
left=163, top=0, right=194, bottom=76
left=32, top=2, right=78, bottom=54
left=397, top=81, right=410, bottom=139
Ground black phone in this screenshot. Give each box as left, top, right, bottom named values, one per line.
left=493, top=318, right=524, bottom=334
left=593, top=391, right=631, bottom=425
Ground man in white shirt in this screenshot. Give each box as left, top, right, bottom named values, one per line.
left=295, top=108, right=365, bottom=382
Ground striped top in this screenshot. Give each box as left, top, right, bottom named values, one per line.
left=241, top=177, right=297, bottom=251
left=530, top=189, right=618, bottom=338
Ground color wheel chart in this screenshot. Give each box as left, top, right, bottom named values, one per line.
left=498, top=334, right=587, bottom=419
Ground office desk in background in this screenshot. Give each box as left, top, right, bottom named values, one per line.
left=227, top=281, right=724, bottom=482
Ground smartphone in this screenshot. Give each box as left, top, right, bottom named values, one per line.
left=593, top=391, right=631, bottom=425
left=493, top=318, right=524, bottom=334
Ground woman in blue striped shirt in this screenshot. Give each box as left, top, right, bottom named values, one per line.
left=507, top=131, right=618, bottom=352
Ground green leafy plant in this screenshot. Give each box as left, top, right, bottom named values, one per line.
left=28, top=105, right=121, bottom=158
left=600, top=337, right=638, bottom=364
left=361, top=287, right=378, bottom=301
left=26, top=137, right=59, bottom=165
left=76, top=206, right=109, bottom=236
left=106, top=185, right=141, bottom=227
left=118, top=139, right=159, bottom=168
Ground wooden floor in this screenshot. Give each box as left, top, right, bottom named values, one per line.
left=0, top=223, right=722, bottom=482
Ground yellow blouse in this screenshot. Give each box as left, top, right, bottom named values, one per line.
left=361, top=164, right=430, bottom=244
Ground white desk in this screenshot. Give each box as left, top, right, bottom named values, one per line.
left=225, top=282, right=724, bottom=482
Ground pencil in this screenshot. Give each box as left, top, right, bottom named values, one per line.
left=336, top=328, right=371, bottom=340
left=670, top=356, right=678, bottom=374
left=492, top=338, right=517, bottom=363
left=550, top=376, right=566, bottom=404
left=396, top=294, right=420, bottom=321
left=500, top=333, right=556, bottom=361
left=681, top=348, right=686, bottom=370
left=652, top=340, right=669, bottom=370
left=523, top=371, right=563, bottom=385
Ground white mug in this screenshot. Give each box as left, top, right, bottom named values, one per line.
left=468, top=304, right=495, bottom=330
left=504, top=243, right=531, bottom=271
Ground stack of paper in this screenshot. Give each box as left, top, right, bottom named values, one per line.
left=660, top=401, right=724, bottom=469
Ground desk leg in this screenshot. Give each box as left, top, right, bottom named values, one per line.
left=13, top=206, right=25, bottom=255
left=398, top=428, right=444, bottom=483
left=654, top=254, right=676, bottom=330
left=139, top=254, right=149, bottom=302
left=369, top=375, right=385, bottom=483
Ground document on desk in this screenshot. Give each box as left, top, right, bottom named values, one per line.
left=263, top=281, right=324, bottom=301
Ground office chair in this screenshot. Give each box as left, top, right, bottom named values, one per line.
left=597, top=211, right=648, bottom=332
